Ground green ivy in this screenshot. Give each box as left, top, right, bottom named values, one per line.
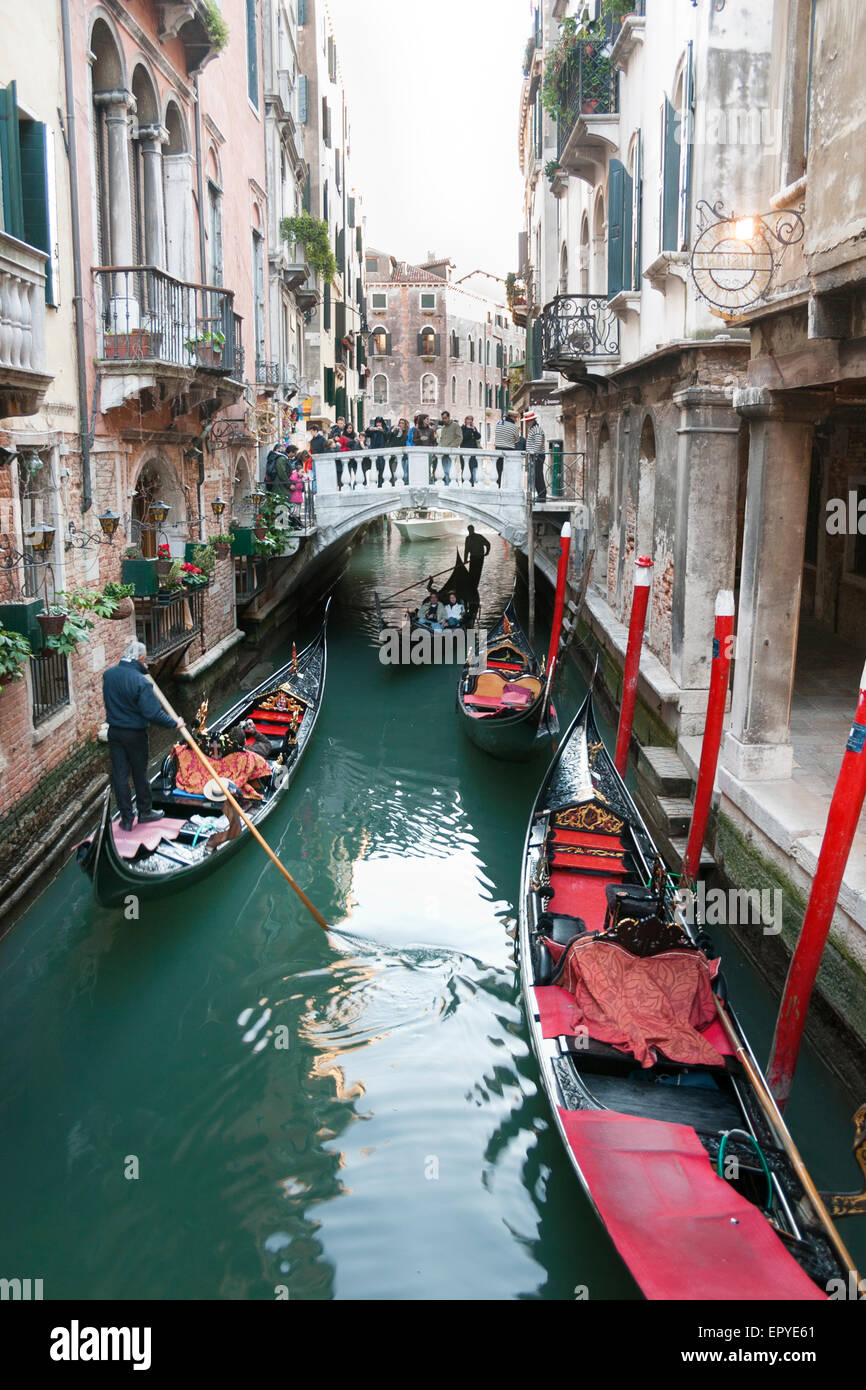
left=204, top=0, right=229, bottom=52
left=0, top=624, right=32, bottom=681
left=280, top=213, right=338, bottom=285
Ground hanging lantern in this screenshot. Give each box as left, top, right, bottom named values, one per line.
left=149, top=499, right=170, bottom=524
left=98, top=508, right=120, bottom=539
left=250, top=488, right=266, bottom=510
left=28, top=524, right=55, bottom=552
left=211, top=497, right=227, bottom=518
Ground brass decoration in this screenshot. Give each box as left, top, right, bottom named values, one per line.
left=822, top=1104, right=866, bottom=1218
left=194, top=700, right=209, bottom=736
left=587, top=739, right=604, bottom=766
left=552, top=843, right=624, bottom=861
left=553, top=803, right=624, bottom=836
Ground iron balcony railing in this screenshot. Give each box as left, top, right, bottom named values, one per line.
left=541, top=294, right=619, bottom=372
left=555, top=29, right=619, bottom=160
left=31, top=648, right=70, bottom=726
left=134, top=588, right=203, bottom=661
left=256, top=360, right=281, bottom=386
left=527, top=450, right=586, bottom=504
left=234, top=557, right=268, bottom=607
left=94, top=266, right=244, bottom=380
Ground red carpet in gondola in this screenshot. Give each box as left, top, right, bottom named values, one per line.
left=556, top=1110, right=827, bottom=1301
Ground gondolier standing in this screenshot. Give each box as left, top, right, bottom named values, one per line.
left=463, top=524, right=491, bottom=595
left=102, top=640, right=183, bottom=832
left=525, top=411, right=547, bottom=502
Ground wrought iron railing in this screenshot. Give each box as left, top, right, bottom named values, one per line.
left=527, top=450, right=586, bottom=503
left=31, top=648, right=70, bottom=726
left=94, top=267, right=244, bottom=380
left=555, top=29, right=618, bottom=159
left=134, top=588, right=203, bottom=661
left=256, top=360, right=281, bottom=386
left=234, top=557, right=268, bottom=607
left=541, top=294, right=619, bottom=371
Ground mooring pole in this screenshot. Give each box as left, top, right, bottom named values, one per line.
left=681, top=590, right=736, bottom=885
left=545, top=521, right=572, bottom=675
left=767, top=659, right=866, bottom=1111
left=614, top=556, right=653, bottom=777
left=526, top=457, right=536, bottom=648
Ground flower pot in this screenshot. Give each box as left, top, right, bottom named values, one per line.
left=214, top=543, right=230, bottom=560
left=254, top=525, right=267, bottom=541
left=36, top=612, right=67, bottom=639
left=155, top=558, right=172, bottom=578
left=108, top=596, right=134, bottom=621
left=103, top=329, right=153, bottom=360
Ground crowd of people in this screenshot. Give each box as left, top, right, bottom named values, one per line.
left=263, top=409, right=548, bottom=500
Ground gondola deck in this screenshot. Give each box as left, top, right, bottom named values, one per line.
left=519, top=689, right=850, bottom=1300
left=78, top=602, right=330, bottom=907
left=457, top=598, right=557, bottom=760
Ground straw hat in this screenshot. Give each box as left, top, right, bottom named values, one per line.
left=203, top=779, right=227, bottom=802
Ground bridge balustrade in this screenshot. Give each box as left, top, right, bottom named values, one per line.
left=311, top=449, right=530, bottom=496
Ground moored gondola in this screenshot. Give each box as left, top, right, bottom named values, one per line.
left=457, top=598, right=557, bottom=761
left=78, top=601, right=330, bottom=908
left=519, top=687, right=857, bottom=1300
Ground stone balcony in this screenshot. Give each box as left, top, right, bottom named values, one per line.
left=0, top=231, right=52, bottom=418
left=155, top=2, right=223, bottom=74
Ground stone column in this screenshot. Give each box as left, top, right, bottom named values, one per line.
left=137, top=125, right=169, bottom=270
left=94, top=90, right=135, bottom=267
left=670, top=386, right=742, bottom=700
left=163, top=153, right=195, bottom=281
left=722, top=387, right=832, bottom=781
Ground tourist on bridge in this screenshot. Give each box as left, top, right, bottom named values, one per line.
left=493, top=412, right=520, bottom=488
left=390, top=417, right=410, bottom=484
left=464, top=523, right=491, bottom=594
left=437, top=411, right=463, bottom=485
left=102, top=640, right=183, bottom=833
left=367, top=417, right=390, bottom=487
left=339, top=422, right=361, bottom=489
left=264, top=443, right=297, bottom=494
left=524, top=411, right=547, bottom=502
left=461, top=415, right=481, bottom=486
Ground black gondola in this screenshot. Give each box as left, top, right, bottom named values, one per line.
left=518, top=686, right=855, bottom=1300
left=78, top=601, right=330, bottom=907
left=456, top=598, right=557, bottom=761
left=407, top=548, right=479, bottom=631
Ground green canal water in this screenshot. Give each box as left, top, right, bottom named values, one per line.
left=0, top=525, right=864, bottom=1300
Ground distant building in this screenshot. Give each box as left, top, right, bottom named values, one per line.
left=363, top=252, right=522, bottom=441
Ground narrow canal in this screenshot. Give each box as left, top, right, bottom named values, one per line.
left=1, top=526, right=863, bottom=1299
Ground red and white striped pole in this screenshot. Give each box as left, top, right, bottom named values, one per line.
left=545, top=521, right=572, bottom=679
left=767, top=659, right=866, bottom=1111
left=681, top=590, right=735, bottom=885
left=614, top=556, right=653, bottom=776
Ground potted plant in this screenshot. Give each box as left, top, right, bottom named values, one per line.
left=157, top=561, right=185, bottom=602
left=101, top=581, right=136, bottom=620
left=253, top=513, right=268, bottom=542
left=0, top=623, right=32, bottom=685
left=184, top=330, right=226, bottom=367
left=279, top=213, right=338, bottom=285
left=36, top=603, right=68, bottom=640
left=155, top=543, right=173, bottom=579
left=43, top=611, right=94, bottom=658
left=212, top=532, right=232, bottom=560
left=120, top=547, right=159, bottom=597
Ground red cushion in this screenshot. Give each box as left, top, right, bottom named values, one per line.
left=551, top=849, right=627, bottom=874
left=552, top=828, right=625, bottom=850
left=252, top=708, right=297, bottom=723
left=548, top=869, right=622, bottom=928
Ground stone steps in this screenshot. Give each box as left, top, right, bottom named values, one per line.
left=634, top=744, right=716, bottom=874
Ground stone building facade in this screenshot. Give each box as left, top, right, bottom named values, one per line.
left=363, top=252, right=522, bottom=441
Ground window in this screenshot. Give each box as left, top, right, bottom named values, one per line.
left=467, top=380, right=472, bottom=404
left=372, top=373, right=388, bottom=404
left=451, top=375, right=456, bottom=403
left=370, top=326, right=390, bottom=355
left=660, top=48, right=694, bottom=253
left=418, top=328, right=439, bottom=357
left=325, top=365, right=335, bottom=406
left=366, top=255, right=379, bottom=273
left=298, top=74, right=308, bottom=124
left=450, top=330, right=460, bottom=358
left=31, top=648, right=70, bottom=727
left=607, top=158, right=633, bottom=298
left=478, top=381, right=483, bottom=407
left=246, top=0, right=259, bottom=107
left=322, top=98, right=332, bottom=147
left=420, top=292, right=436, bottom=312
left=486, top=340, right=491, bottom=365
left=0, top=82, right=59, bottom=303
left=468, top=334, right=474, bottom=363
left=630, top=131, right=642, bottom=292
left=252, top=228, right=266, bottom=366
left=208, top=179, right=223, bottom=285
left=323, top=280, right=331, bottom=331
left=421, top=373, right=437, bottom=404
left=371, top=292, right=387, bottom=311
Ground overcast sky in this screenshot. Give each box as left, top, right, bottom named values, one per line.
left=327, top=0, right=529, bottom=281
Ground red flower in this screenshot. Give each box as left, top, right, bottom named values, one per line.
left=157, top=544, right=171, bottom=558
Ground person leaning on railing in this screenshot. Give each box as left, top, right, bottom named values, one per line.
left=524, top=412, right=547, bottom=502
left=460, top=416, right=481, bottom=486
left=493, top=412, right=520, bottom=489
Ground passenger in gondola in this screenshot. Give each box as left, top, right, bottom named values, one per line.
left=416, top=590, right=446, bottom=630
left=443, top=591, right=465, bottom=628
left=239, top=718, right=274, bottom=761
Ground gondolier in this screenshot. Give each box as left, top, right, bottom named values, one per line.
left=102, top=640, right=182, bottom=832
left=524, top=412, right=547, bottom=502
left=463, top=524, right=491, bottom=594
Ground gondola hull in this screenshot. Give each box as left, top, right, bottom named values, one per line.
left=457, top=598, right=557, bottom=761
left=518, top=690, right=848, bottom=1300
left=79, top=605, right=329, bottom=908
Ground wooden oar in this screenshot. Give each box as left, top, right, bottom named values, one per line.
left=376, top=566, right=454, bottom=605
left=712, top=996, right=860, bottom=1283
left=148, top=677, right=330, bottom=932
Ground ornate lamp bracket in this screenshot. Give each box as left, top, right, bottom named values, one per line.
left=690, top=200, right=805, bottom=314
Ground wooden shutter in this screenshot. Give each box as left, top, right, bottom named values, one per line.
left=433, top=333, right=440, bottom=356
left=356, top=398, right=364, bottom=431
left=335, top=385, right=347, bottom=418
left=298, top=75, right=308, bottom=124
left=297, top=0, right=307, bottom=23
left=335, top=299, right=345, bottom=340
left=302, top=164, right=311, bottom=213
left=0, top=83, right=24, bottom=240
left=385, top=331, right=392, bottom=355
left=677, top=42, right=694, bottom=251
left=323, top=280, right=331, bottom=331
left=607, top=158, right=626, bottom=298
left=19, top=119, right=54, bottom=303
left=336, top=226, right=345, bottom=267
left=631, top=130, right=642, bottom=291
left=348, top=196, right=355, bottom=228
left=621, top=166, right=633, bottom=295
left=416, top=332, right=423, bottom=356
left=246, top=0, right=259, bottom=107
left=660, top=98, right=679, bottom=253
left=325, top=366, right=335, bottom=405
left=356, top=225, right=362, bottom=255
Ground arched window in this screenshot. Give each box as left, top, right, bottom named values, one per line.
left=478, top=381, right=484, bottom=407
left=421, top=373, right=437, bottom=404
left=451, top=375, right=456, bottom=404
left=131, top=460, right=186, bottom=558
left=373, top=373, right=388, bottom=404
left=579, top=214, right=590, bottom=294
left=559, top=242, right=568, bottom=296
left=467, top=380, right=472, bottom=404
left=371, top=326, right=390, bottom=355
left=418, top=326, right=437, bottom=357
left=637, top=416, right=657, bottom=564
left=91, top=18, right=127, bottom=268
left=164, top=101, right=191, bottom=280
left=468, top=333, right=474, bottom=363
left=206, top=148, right=223, bottom=286
left=131, top=64, right=161, bottom=268
left=486, top=339, right=491, bottom=365
left=592, top=192, right=606, bottom=295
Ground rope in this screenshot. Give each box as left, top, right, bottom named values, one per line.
left=717, top=1128, right=774, bottom=1212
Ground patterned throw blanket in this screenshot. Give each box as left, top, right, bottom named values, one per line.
left=174, top=747, right=273, bottom=800
left=558, top=940, right=724, bottom=1068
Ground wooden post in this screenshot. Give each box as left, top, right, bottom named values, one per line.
left=767, top=660, right=866, bottom=1111
left=681, top=590, right=735, bottom=884
left=614, top=556, right=653, bottom=776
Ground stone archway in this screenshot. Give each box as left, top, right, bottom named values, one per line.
left=130, top=456, right=187, bottom=557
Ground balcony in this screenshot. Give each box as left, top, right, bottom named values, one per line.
left=555, top=36, right=619, bottom=183
left=94, top=266, right=243, bottom=412
left=155, top=2, right=223, bottom=73
left=234, top=557, right=268, bottom=608
left=134, top=588, right=203, bottom=662
left=0, top=231, right=52, bottom=417
left=541, top=294, right=619, bottom=379
left=281, top=243, right=318, bottom=310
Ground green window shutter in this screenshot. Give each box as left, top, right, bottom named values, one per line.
left=323, top=280, right=331, bottom=331
left=356, top=399, right=364, bottom=431
left=246, top=0, right=259, bottom=107
left=631, top=130, right=642, bottom=291
left=385, top=331, right=392, bottom=355
left=323, top=179, right=328, bottom=221
left=335, top=299, right=345, bottom=340
left=302, top=165, right=311, bottom=213
left=677, top=42, right=694, bottom=250
left=19, top=119, right=53, bottom=304
left=335, top=385, right=347, bottom=418
left=416, top=332, right=423, bottom=356
left=607, top=158, right=626, bottom=298
left=661, top=98, right=679, bottom=253
left=433, top=333, right=440, bottom=356
left=532, top=318, right=542, bottom=378
left=621, top=166, right=633, bottom=297
left=356, top=225, right=362, bottom=256
left=298, top=75, right=308, bottom=124
left=348, top=196, right=355, bottom=228
left=336, top=226, right=345, bottom=267
left=298, top=0, right=307, bottom=24
left=325, top=366, right=335, bottom=406
left=0, top=83, right=24, bottom=240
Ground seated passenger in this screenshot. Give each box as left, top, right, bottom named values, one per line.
left=238, top=718, right=273, bottom=761
left=443, top=591, right=465, bottom=628
left=416, top=590, right=446, bottom=630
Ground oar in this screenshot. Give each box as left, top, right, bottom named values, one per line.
left=712, top=996, right=860, bottom=1283
left=376, top=566, right=454, bottom=605
left=148, top=677, right=330, bottom=933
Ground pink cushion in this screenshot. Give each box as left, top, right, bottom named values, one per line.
left=501, top=683, right=534, bottom=707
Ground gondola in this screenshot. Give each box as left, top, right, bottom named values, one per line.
left=519, top=686, right=854, bottom=1300
left=408, top=548, right=479, bottom=630
left=78, top=601, right=330, bottom=908
left=456, top=598, right=558, bottom=761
